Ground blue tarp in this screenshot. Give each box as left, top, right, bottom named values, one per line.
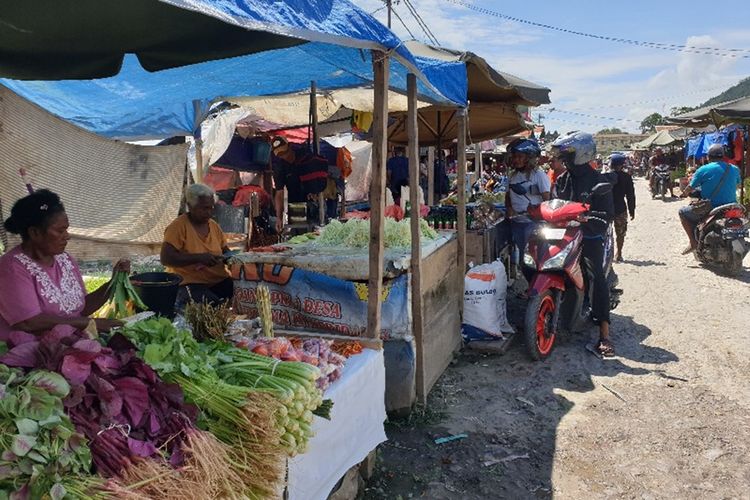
left=0, top=0, right=466, bottom=140
left=685, top=126, right=738, bottom=158
left=1, top=42, right=466, bottom=140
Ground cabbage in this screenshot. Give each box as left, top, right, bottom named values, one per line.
left=314, top=218, right=439, bottom=248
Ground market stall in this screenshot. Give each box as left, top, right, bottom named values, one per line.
left=229, top=230, right=462, bottom=413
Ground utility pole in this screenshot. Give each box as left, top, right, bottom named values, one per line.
left=386, top=0, right=392, bottom=28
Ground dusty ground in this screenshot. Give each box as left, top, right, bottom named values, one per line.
left=364, top=179, right=750, bottom=500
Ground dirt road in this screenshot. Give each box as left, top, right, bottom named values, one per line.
left=365, top=178, right=750, bottom=500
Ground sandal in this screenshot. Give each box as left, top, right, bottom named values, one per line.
left=596, top=339, right=615, bottom=358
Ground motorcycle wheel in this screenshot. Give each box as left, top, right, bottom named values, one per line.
left=524, top=290, right=557, bottom=361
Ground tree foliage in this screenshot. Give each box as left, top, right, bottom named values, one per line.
left=596, top=128, right=626, bottom=135
left=639, top=113, right=664, bottom=133
left=670, top=106, right=696, bottom=117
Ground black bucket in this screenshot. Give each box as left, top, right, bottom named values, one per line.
left=129, top=272, right=182, bottom=319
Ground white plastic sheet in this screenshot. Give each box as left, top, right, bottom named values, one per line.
left=287, top=348, right=387, bottom=500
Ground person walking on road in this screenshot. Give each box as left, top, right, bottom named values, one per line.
left=609, top=153, right=636, bottom=262
left=552, top=132, right=616, bottom=357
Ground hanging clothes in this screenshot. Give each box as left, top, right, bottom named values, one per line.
left=351, top=110, right=373, bottom=133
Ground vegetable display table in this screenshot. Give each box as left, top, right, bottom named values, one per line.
left=230, top=233, right=461, bottom=413
left=287, top=348, right=386, bottom=500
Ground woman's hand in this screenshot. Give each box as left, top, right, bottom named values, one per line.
left=198, top=253, right=223, bottom=267
left=112, top=259, right=131, bottom=276
left=94, top=318, right=124, bottom=333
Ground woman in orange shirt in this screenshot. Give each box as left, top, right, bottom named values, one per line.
left=160, top=184, right=233, bottom=311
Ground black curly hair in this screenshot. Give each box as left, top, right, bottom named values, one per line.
left=3, top=190, right=66, bottom=241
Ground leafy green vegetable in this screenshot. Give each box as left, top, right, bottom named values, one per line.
left=0, top=368, right=100, bottom=499
left=82, top=276, right=109, bottom=294
left=314, top=217, right=439, bottom=248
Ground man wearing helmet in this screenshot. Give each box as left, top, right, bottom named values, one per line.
left=551, top=132, right=616, bottom=357
left=506, top=138, right=551, bottom=281
left=678, top=143, right=742, bottom=254
left=609, top=153, right=636, bottom=262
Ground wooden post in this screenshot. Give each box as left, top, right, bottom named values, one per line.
left=477, top=144, right=484, bottom=178
left=427, top=146, right=435, bottom=206
left=194, top=135, right=204, bottom=183
left=407, top=74, right=426, bottom=403
left=311, top=81, right=326, bottom=226
left=0, top=198, right=7, bottom=250
left=192, top=100, right=205, bottom=183
left=457, top=108, right=468, bottom=317
left=742, top=124, right=749, bottom=206
left=367, top=51, right=389, bottom=340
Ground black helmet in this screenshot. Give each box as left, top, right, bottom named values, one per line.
left=609, top=153, right=627, bottom=169
left=707, top=143, right=725, bottom=159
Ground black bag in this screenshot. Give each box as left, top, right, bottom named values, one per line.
left=295, top=153, right=329, bottom=196
left=689, top=198, right=712, bottom=218
left=689, top=162, right=731, bottom=218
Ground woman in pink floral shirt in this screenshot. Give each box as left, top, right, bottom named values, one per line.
left=0, top=190, right=126, bottom=346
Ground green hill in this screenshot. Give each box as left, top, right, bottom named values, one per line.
left=700, top=77, right=750, bottom=107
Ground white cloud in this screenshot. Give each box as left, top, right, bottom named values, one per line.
left=352, top=1, right=750, bottom=134
left=352, top=0, right=541, bottom=49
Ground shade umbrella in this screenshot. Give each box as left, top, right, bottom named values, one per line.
left=387, top=41, right=550, bottom=144
left=669, top=96, right=750, bottom=127
left=0, top=0, right=426, bottom=80
left=631, top=129, right=682, bottom=149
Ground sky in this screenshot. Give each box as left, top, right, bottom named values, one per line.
left=351, top=0, right=750, bottom=135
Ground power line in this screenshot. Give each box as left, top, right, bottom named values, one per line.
left=370, top=4, right=387, bottom=15
left=546, top=108, right=642, bottom=123
left=539, top=86, right=731, bottom=111
left=390, top=5, right=418, bottom=41
left=442, top=0, right=750, bottom=58
left=402, top=0, right=440, bottom=46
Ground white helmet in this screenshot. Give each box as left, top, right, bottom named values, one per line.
left=551, top=131, right=596, bottom=166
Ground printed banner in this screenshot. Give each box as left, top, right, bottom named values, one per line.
left=231, top=262, right=410, bottom=340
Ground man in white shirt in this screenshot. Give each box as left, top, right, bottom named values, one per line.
left=505, top=139, right=551, bottom=283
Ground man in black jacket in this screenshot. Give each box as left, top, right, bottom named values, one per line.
left=609, top=154, right=636, bottom=262
left=552, top=132, right=616, bottom=357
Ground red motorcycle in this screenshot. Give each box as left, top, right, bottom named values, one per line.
left=520, top=183, right=621, bottom=360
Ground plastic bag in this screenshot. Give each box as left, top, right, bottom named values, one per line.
left=462, top=260, right=514, bottom=342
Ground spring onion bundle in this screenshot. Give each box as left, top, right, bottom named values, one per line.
left=213, top=346, right=327, bottom=456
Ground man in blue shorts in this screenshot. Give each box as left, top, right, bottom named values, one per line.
left=678, top=144, right=742, bottom=254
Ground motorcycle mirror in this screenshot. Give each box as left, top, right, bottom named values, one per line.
left=509, top=183, right=528, bottom=196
